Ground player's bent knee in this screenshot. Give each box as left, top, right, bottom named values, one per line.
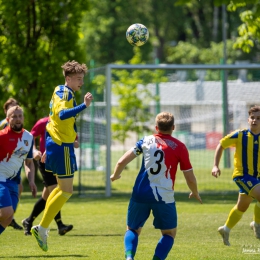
left=250, top=185, right=260, bottom=201
left=127, top=226, right=142, bottom=236
left=0, top=207, right=14, bottom=222
left=161, top=228, right=177, bottom=239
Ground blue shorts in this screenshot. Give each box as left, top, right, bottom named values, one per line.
left=233, top=175, right=260, bottom=195
left=0, top=180, right=19, bottom=211
left=127, top=199, right=177, bottom=230
left=45, top=134, right=77, bottom=179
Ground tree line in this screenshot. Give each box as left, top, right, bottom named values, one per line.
left=0, top=0, right=259, bottom=129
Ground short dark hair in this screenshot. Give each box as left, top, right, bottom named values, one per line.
left=155, top=112, right=174, bottom=132
left=248, top=105, right=260, bottom=115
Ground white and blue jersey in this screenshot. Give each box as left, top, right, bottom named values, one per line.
left=131, top=133, right=192, bottom=204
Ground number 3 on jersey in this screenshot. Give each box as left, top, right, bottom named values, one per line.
left=150, top=150, right=164, bottom=175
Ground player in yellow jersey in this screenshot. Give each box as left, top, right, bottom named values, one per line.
left=212, top=105, right=260, bottom=246
left=31, top=60, right=93, bottom=252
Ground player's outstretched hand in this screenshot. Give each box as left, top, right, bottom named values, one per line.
left=211, top=166, right=221, bottom=178
left=189, top=192, right=202, bottom=204
left=110, top=174, right=121, bottom=182
left=84, top=92, right=93, bottom=107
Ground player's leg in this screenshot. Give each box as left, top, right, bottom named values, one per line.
left=124, top=200, right=150, bottom=260
left=152, top=228, right=176, bottom=260
left=227, top=193, right=252, bottom=228
left=8, top=180, right=23, bottom=230
left=45, top=174, right=73, bottom=235
left=0, top=206, right=13, bottom=234
left=31, top=141, right=75, bottom=251
left=40, top=177, right=73, bottom=227
left=0, top=182, right=15, bottom=234
left=218, top=175, right=257, bottom=246
left=22, top=186, right=49, bottom=235
left=218, top=193, right=252, bottom=246
left=248, top=183, right=260, bottom=239
left=125, top=227, right=142, bottom=260
left=22, top=160, right=50, bottom=235
left=152, top=202, right=177, bottom=260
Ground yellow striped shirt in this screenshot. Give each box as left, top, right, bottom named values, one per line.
left=220, top=129, right=260, bottom=179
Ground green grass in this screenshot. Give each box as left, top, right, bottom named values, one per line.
left=1, top=170, right=260, bottom=260
left=79, top=148, right=237, bottom=195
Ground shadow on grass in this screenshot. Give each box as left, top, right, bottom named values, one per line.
left=71, top=233, right=122, bottom=237
left=21, top=189, right=238, bottom=205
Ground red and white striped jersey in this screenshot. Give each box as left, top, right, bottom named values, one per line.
left=0, top=126, right=33, bottom=182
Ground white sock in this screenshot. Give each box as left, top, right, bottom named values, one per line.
left=223, top=225, right=230, bottom=233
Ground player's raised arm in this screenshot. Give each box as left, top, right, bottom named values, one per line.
left=110, top=149, right=136, bottom=182
left=83, top=92, right=93, bottom=107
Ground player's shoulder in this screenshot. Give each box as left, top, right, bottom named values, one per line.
left=227, top=128, right=247, bottom=138
left=0, top=118, right=8, bottom=130
left=0, top=126, right=8, bottom=137
left=169, top=134, right=184, bottom=144
left=23, top=129, right=34, bottom=139
left=156, top=133, right=185, bottom=146
left=55, top=85, right=74, bottom=101
left=37, top=117, right=49, bottom=125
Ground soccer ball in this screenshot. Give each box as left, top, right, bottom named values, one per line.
left=126, top=23, right=149, bottom=47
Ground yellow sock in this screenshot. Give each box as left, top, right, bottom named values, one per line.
left=40, top=190, right=72, bottom=228
left=225, top=206, right=243, bottom=229
left=45, top=186, right=61, bottom=208
left=254, top=202, right=260, bottom=224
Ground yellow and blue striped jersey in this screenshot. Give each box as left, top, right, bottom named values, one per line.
left=0, top=118, right=8, bottom=130
left=220, top=129, right=260, bottom=179
left=46, top=85, right=78, bottom=145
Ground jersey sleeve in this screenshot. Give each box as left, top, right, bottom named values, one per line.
left=179, top=144, right=192, bottom=171
left=59, top=103, right=86, bottom=120
left=26, top=139, right=34, bottom=159
left=31, top=119, right=45, bottom=137
left=220, top=130, right=239, bottom=149
left=0, top=119, right=8, bottom=130
left=131, top=138, right=144, bottom=156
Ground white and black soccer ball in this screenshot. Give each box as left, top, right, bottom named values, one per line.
left=126, top=23, right=149, bottom=47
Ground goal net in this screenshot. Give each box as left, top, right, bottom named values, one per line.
left=77, top=64, right=260, bottom=196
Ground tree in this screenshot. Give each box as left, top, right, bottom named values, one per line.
left=89, top=47, right=168, bottom=149
left=0, top=0, right=89, bottom=128
left=80, top=0, right=255, bottom=65
left=227, top=1, right=260, bottom=53
left=176, top=0, right=260, bottom=54
left=111, top=48, right=168, bottom=149
left=79, top=0, right=153, bottom=66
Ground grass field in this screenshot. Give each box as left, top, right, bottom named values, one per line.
left=79, top=148, right=237, bottom=195
left=1, top=167, right=260, bottom=260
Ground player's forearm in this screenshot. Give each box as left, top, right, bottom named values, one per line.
left=183, top=170, right=199, bottom=194
left=213, top=143, right=223, bottom=167
left=24, top=160, right=35, bottom=184
left=59, top=103, right=87, bottom=120
left=111, top=150, right=136, bottom=180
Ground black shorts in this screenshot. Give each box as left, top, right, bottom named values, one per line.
left=38, top=161, right=57, bottom=187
